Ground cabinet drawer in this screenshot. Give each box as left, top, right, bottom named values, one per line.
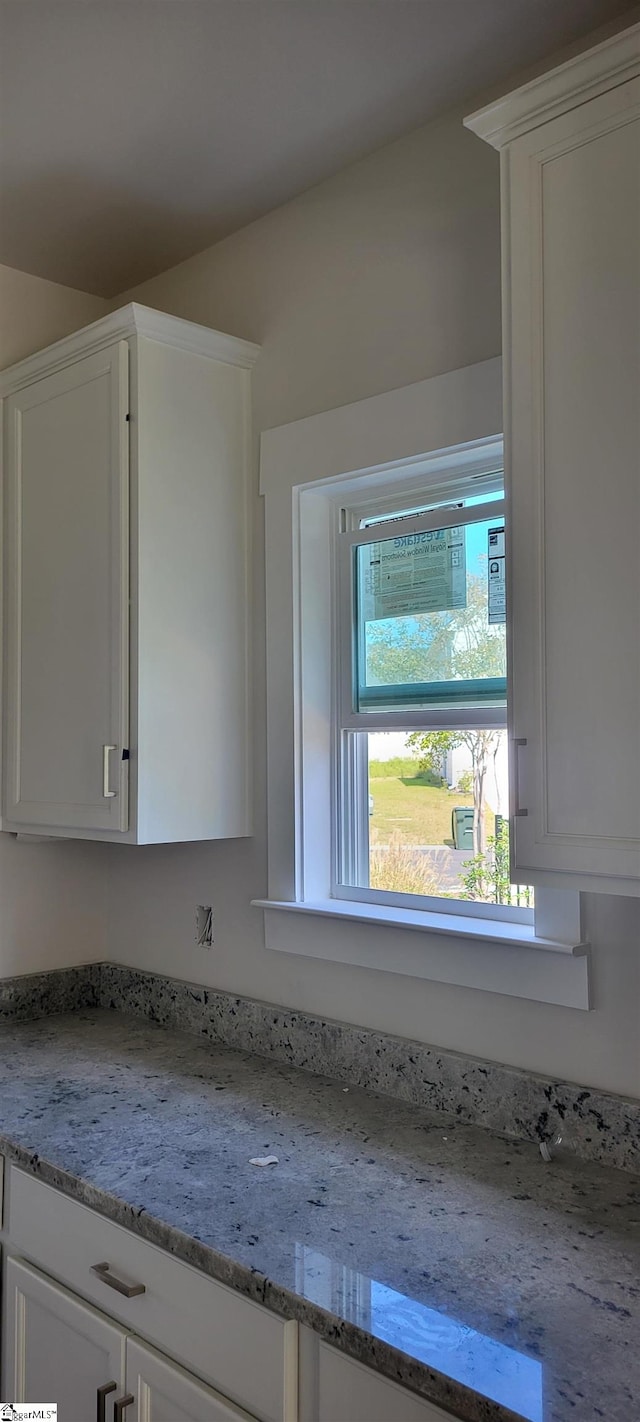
left=8, top=1168, right=291, bottom=1422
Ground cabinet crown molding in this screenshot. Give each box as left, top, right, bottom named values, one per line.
left=0, top=302, right=261, bottom=396
left=464, top=20, right=640, bottom=148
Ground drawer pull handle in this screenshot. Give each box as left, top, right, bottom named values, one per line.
left=513, top=736, right=528, bottom=817
left=114, top=1396, right=135, bottom=1421
left=91, top=1261, right=146, bottom=1298
left=103, top=744, right=117, bottom=798
left=97, top=1381, right=117, bottom=1422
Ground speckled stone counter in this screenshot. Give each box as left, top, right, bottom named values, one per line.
left=3, top=963, right=639, bottom=1171
left=0, top=1012, right=638, bottom=1422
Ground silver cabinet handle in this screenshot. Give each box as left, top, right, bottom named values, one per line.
left=97, top=1381, right=117, bottom=1422
left=513, top=737, right=528, bottom=817
left=102, top=745, right=117, bottom=798
left=114, top=1397, right=135, bottom=1422
left=91, top=1261, right=146, bottom=1298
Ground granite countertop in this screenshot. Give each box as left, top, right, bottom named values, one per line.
left=0, top=1011, right=637, bottom=1422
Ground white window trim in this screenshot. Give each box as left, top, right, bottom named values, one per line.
left=256, top=357, right=589, bottom=1009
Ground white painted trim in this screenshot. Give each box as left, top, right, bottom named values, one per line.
left=261, top=360, right=503, bottom=899
left=252, top=898, right=584, bottom=953
left=464, top=21, right=640, bottom=149
left=260, top=360, right=589, bottom=1006
left=0, top=302, right=260, bottom=395
left=129, top=304, right=261, bottom=368
left=283, top=1320, right=299, bottom=1422
left=255, top=903, right=590, bottom=1010
left=334, top=882, right=532, bottom=925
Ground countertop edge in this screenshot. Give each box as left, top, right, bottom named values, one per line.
left=0, top=1134, right=526, bottom=1422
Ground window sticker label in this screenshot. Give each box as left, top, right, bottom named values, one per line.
left=488, top=525, right=506, bottom=624
left=362, top=526, right=467, bottom=621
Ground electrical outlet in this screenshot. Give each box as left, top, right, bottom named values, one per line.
left=195, top=905, right=213, bottom=948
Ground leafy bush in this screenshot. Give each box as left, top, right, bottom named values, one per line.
left=460, top=822, right=533, bottom=906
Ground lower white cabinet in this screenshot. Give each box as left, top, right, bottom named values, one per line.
left=126, top=1338, right=255, bottom=1422
left=4, top=1257, right=257, bottom=1422
left=7, top=1167, right=289, bottom=1422
left=5, top=1256, right=126, bottom=1421
left=299, top=1327, right=454, bottom=1422
left=1, top=1164, right=466, bottom=1422
left=319, top=1345, right=453, bottom=1421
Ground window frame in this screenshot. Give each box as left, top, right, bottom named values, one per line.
left=333, top=468, right=527, bottom=924
left=256, top=358, right=588, bottom=1009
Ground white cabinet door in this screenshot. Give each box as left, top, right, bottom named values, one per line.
left=125, top=1339, right=257, bottom=1422
left=3, top=341, right=129, bottom=831
left=314, top=1340, right=456, bottom=1422
left=3, top=1256, right=126, bottom=1422
left=504, top=78, right=640, bottom=892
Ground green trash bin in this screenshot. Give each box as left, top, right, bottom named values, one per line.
left=452, top=806, right=474, bottom=850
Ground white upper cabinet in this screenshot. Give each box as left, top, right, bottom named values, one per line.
left=466, top=24, right=640, bottom=896
left=4, top=341, right=129, bottom=833
left=1, top=304, right=260, bottom=843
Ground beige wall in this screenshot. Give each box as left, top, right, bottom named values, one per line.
left=0, top=264, right=109, bottom=975
left=114, top=112, right=501, bottom=427
left=108, top=110, right=640, bottom=1098
left=0, top=83, right=637, bottom=1092
left=0, top=263, right=107, bottom=368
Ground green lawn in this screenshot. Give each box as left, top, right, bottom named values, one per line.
left=369, top=775, right=473, bottom=846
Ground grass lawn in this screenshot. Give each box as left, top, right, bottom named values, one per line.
left=370, top=775, right=473, bottom=846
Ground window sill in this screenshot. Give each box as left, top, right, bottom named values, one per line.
left=252, top=896, right=585, bottom=952
left=252, top=898, right=590, bottom=1008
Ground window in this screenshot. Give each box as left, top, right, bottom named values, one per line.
left=333, top=466, right=532, bottom=924
left=258, top=359, right=587, bottom=1008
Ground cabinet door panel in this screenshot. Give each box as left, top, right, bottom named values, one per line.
left=3, top=1255, right=126, bottom=1422
left=506, top=79, right=640, bottom=890
left=317, top=1341, right=455, bottom=1421
left=126, top=1339, right=257, bottom=1422
left=3, top=342, right=129, bottom=831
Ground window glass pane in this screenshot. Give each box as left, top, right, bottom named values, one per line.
left=365, top=731, right=533, bottom=909
left=354, top=514, right=506, bottom=712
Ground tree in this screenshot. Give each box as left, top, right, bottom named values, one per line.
left=364, top=616, right=452, bottom=685
left=365, top=572, right=505, bottom=689
left=406, top=727, right=501, bottom=856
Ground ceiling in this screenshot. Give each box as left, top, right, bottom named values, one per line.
left=0, top=0, right=635, bottom=297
